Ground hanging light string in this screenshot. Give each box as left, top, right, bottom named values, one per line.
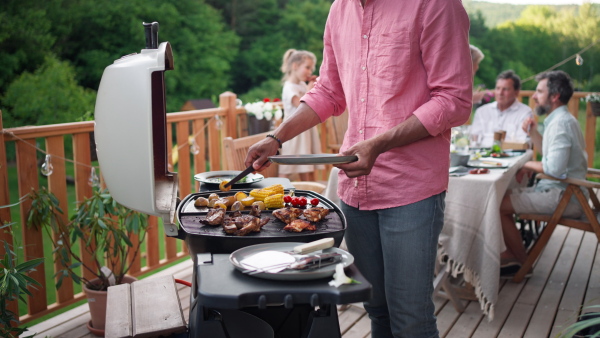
left=522, top=39, right=600, bottom=84
left=0, top=114, right=221, bottom=210
left=178, top=115, right=222, bottom=154
left=1, top=129, right=98, bottom=170
left=0, top=193, right=31, bottom=210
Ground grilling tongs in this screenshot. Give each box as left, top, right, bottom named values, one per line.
left=223, top=164, right=255, bottom=188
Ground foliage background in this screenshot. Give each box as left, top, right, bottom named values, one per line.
left=1, top=0, right=600, bottom=128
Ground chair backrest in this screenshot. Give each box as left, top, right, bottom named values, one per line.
left=223, top=132, right=279, bottom=178
left=325, top=110, right=349, bottom=153
left=291, top=181, right=326, bottom=194
left=513, top=170, right=600, bottom=282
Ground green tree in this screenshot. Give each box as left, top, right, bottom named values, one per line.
left=2, top=55, right=96, bottom=128
left=42, top=0, right=240, bottom=113
left=0, top=0, right=55, bottom=95
left=233, top=0, right=332, bottom=94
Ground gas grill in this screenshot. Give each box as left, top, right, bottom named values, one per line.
left=94, top=22, right=371, bottom=338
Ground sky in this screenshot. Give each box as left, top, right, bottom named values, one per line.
left=473, top=0, right=599, bottom=4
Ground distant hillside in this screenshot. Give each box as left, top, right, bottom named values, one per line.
left=463, top=0, right=580, bottom=27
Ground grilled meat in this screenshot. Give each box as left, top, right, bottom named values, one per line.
left=249, top=204, right=262, bottom=217
left=272, top=207, right=302, bottom=224
left=233, top=215, right=259, bottom=229
left=283, top=219, right=316, bottom=232
left=235, top=216, right=270, bottom=236
left=222, top=219, right=238, bottom=234
left=303, top=207, right=330, bottom=222
left=201, top=208, right=226, bottom=225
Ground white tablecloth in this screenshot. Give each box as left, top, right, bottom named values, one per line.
left=439, top=150, right=532, bottom=320
left=324, top=151, right=533, bottom=320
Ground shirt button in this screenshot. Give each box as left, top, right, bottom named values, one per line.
left=363, top=35, right=368, bottom=39
left=362, top=66, right=366, bottom=71
left=361, top=98, right=365, bottom=102
left=359, top=130, right=363, bottom=134
left=354, top=179, right=358, bottom=187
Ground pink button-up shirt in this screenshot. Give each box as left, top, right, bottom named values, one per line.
left=303, top=0, right=472, bottom=210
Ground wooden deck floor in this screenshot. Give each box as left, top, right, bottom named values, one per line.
left=28, top=225, right=599, bottom=338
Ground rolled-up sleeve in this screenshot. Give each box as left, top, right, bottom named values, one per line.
left=412, top=0, right=472, bottom=136
left=302, top=3, right=347, bottom=123
left=543, top=127, right=570, bottom=179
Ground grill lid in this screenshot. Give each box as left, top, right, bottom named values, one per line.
left=94, top=22, right=179, bottom=235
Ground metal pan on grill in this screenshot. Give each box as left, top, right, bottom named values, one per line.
left=176, top=190, right=346, bottom=256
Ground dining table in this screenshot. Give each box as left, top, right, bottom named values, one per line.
left=323, top=150, right=534, bottom=320
left=439, top=149, right=533, bottom=320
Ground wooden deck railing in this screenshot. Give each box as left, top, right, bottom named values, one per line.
left=0, top=90, right=598, bottom=326
left=0, top=91, right=279, bottom=325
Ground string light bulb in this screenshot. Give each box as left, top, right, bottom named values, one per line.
left=576, top=54, right=584, bottom=66
left=41, top=155, right=53, bottom=176
left=88, top=167, right=100, bottom=187
left=215, top=115, right=223, bottom=130
left=190, top=138, right=201, bottom=155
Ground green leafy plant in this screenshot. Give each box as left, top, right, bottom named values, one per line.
left=26, top=187, right=148, bottom=291
left=560, top=305, right=600, bottom=337
left=0, top=239, right=44, bottom=338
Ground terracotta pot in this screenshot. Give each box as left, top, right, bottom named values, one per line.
left=83, top=275, right=137, bottom=336
left=591, top=102, right=600, bottom=117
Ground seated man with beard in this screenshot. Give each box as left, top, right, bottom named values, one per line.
left=497, top=70, right=588, bottom=279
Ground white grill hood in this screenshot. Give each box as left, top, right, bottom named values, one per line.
left=94, top=22, right=179, bottom=235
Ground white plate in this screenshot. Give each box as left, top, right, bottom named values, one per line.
left=230, top=242, right=354, bottom=281
left=194, top=170, right=264, bottom=185
left=269, top=154, right=358, bottom=165
left=467, top=160, right=508, bottom=169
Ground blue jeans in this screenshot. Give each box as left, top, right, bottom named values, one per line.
left=342, top=192, right=445, bottom=338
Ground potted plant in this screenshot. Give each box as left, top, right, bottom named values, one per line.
left=582, top=93, right=600, bottom=116
left=244, top=98, right=283, bottom=135
left=559, top=305, right=600, bottom=337
left=0, top=239, right=44, bottom=338
left=26, top=187, right=148, bottom=335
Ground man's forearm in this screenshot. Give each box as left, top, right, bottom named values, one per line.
left=369, top=115, right=430, bottom=154
left=273, top=103, right=322, bottom=143
left=530, top=131, right=543, bottom=155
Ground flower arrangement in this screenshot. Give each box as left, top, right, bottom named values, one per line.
left=582, top=93, right=600, bottom=103
left=244, top=98, right=283, bottom=121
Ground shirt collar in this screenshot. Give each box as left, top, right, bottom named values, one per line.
left=494, top=99, right=520, bottom=113
left=543, top=105, right=569, bottom=127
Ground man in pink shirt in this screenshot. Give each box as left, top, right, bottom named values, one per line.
left=246, top=0, right=472, bottom=336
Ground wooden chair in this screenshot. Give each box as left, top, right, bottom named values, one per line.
left=514, top=168, right=600, bottom=282
left=290, top=181, right=326, bottom=194
left=222, top=131, right=279, bottom=178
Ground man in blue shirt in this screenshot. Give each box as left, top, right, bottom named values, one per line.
left=498, top=70, right=587, bottom=278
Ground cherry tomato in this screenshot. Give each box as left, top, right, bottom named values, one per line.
left=292, top=197, right=301, bottom=207
left=299, top=197, right=308, bottom=206
left=283, top=195, right=292, bottom=204
left=310, top=198, right=319, bottom=206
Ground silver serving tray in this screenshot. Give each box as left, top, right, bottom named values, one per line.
left=230, top=242, right=354, bottom=281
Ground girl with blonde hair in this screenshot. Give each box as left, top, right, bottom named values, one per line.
left=279, top=49, right=324, bottom=181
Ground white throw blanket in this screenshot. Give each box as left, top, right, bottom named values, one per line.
left=439, top=151, right=532, bottom=320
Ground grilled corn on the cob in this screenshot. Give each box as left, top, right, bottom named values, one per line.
left=264, top=194, right=284, bottom=209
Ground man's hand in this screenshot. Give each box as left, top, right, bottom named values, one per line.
left=244, top=137, right=280, bottom=172
left=334, top=138, right=380, bottom=178
left=515, top=167, right=532, bottom=184
left=522, top=117, right=536, bottom=135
